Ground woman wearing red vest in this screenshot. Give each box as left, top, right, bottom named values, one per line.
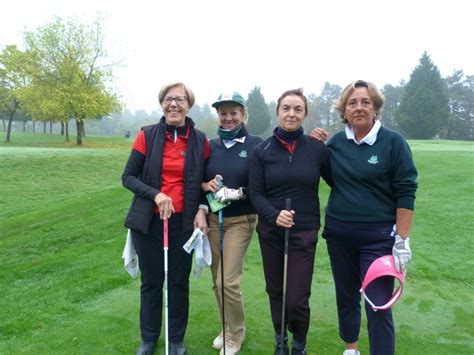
left=122, top=81, right=209, bottom=355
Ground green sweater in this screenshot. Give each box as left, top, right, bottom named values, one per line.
left=326, top=126, right=418, bottom=223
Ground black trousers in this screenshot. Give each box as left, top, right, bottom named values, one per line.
left=256, top=221, right=318, bottom=342
left=323, top=215, right=395, bottom=355
left=131, top=213, right=193, bottom=343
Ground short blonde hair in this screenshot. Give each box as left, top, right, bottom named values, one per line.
left=158, top=81, right=195, bottom=108
left=215, top=101, right=249, bottom=124
left=334, top=80, right=384, bottom=123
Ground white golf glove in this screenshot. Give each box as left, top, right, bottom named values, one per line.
left=392, top=234, right=411, bottom=272
left=215, top=187, right=244, bottom=203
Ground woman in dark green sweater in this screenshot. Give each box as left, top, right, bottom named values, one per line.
left=311, top=80, right=418, bottom=355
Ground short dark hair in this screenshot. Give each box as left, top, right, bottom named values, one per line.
left=276, top=88, right=308, bottom=117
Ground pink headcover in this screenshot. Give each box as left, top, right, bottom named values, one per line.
left=360, top=255, right=406, bottom=311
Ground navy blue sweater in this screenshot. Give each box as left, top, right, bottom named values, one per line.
left=204, top=132, right=263, bottom=217
left=249, top=131, right=331, bottom=230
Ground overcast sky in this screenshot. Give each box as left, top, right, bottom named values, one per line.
left=1, top=0, right=472, bottom=113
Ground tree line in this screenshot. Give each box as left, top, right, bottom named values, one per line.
left=146, top=55, right=473, bottom=142
left=1, top=15, right=472, bottom=143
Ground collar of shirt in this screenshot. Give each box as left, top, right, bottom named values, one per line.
left=345, top=120, right=381, bottom=145
left=223, top=136, right=246, bottom=149
left=166, top=125, right=190, bottom=143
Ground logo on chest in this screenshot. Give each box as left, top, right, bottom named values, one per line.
left=368, top=155, right=379, bottom=164
left=180, top=151, right=186, bottom=157
left=238, top=150, right=248, bottom=158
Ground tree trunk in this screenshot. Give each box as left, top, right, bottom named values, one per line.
left=61, top=121, right=64, bottom=135
left=80, top=120, right=86, bottom=137
left=5, top=99, right=19, bottom=142
left=43, top=121, right=47, bottom=133
left=23, top=121, right=26, bottom=132
left=6, top=113, right=13, bottom=142
left=76, top=119, right=83, bottom=145
left=65, top=122, right=69, bottom=142
left=49, top=120, right=53, bottom=134
left=1, top=118, right=5, bottom=131
left=33, top=121, right=36, bottom=133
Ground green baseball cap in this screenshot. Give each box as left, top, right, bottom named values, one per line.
left=212, top=91, right=246, bottom=109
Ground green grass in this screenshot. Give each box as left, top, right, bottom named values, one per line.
left=0, top=133, right=473, bottom=354
left=0, top=131, right=133, bottom=149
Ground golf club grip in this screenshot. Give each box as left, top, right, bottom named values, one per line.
left=284, top=198, right=291, bottom=253
left=164, top=219, right=169, bottom=248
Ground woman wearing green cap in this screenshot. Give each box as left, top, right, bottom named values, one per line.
left=200, top=91, right=262, bottom=354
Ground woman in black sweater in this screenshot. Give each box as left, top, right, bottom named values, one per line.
left=249, top=88, right=331, bottom=355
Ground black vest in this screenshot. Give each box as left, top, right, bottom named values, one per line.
left=124, top=116, right=206, bottom=234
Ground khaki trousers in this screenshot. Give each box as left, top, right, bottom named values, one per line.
left=208, top=213, right=256, bottom=344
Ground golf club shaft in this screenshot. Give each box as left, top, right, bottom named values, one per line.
left=219, top=209, right=225, bottom=354
left=164, top=219, right=169, bottom=355
left=281, top=198, right=291, bottom=351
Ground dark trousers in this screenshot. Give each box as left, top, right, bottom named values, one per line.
left=256, top=221, right=318, bottom=342
left=131, top=214, right=193, bottom=343
left=323, top=216, right=396, bottom=355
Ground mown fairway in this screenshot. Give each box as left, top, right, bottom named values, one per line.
left=0, top=134, right=473, bottom=354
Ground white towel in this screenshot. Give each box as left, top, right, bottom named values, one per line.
left=183, top=228, right=212, bottom=278
left=122, top=229, right=139, bottom=278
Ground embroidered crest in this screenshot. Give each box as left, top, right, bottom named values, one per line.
left=239, top=150, right=248, bottom=158
left=368, top=155, right=378, bottom=164
left=180, top=151, right=186, bottom=157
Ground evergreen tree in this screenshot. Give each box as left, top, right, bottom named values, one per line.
left=441, top=71, right=474, bottom=141
left=395, top=52, right=449, bottom=139
left=188, top=103, right=203, bottom=121
left=314, top=82, right=342, bottom=133
left=267, top=100, right=278, bottom=128
left=246, top=86, right=271, bottom=136
left=191, top=103, right=218, bottom=138
left=303, top=93, right=320, bottom=132
left=260, top=100, right=277, bottom=138
left=381, top=81, right=405, bottom=130
left=200, top=103, right=218, bottom=139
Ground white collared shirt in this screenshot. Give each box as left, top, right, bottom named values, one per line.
left=345, top=120, right=381, bottom=146
left=223, top=136, right=246, bottom=149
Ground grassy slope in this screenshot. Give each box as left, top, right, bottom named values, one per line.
left=0, top=134, right=473, bottom=354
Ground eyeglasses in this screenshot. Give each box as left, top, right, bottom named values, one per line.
left=163, top=96, right=188, bottom=105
